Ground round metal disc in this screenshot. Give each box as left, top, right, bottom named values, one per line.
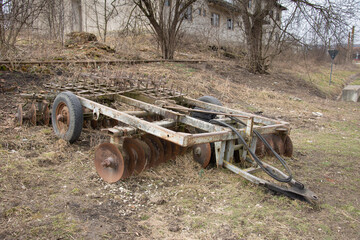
left=55, top=102, right=70, bottom=133
left=42, top=101, right=50, bottom=126
left=123, top=138, right=145, bottom=175
left=171, top=143, right=180, bottom=160
left=16, top=104, right=23, bottom=126
left=94, top=143, right=125, bottom=183
left=91, top=120, right=98, bottom=129
left=161, top=140, right=172, bottom=162
left=144, top=134, right=164, bottom=167
left=284, top=135, right=293, bottom=157
left=141, top=135, right=157, bottom=168
left=192, top=143, right=212, bottom=168
left=138, top=139, right=151, bottom=170
left=29, top=102, right=37, bottom=125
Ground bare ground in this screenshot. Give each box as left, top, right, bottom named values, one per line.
left=0, top=59, right=360, bottom=240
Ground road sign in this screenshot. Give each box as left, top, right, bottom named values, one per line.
left=328, top=49, right=338, bottom=85
left=328, top=49, right=339, bottom=60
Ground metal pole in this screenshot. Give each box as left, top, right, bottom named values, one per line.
left=329, top=59, right=334, bottom=85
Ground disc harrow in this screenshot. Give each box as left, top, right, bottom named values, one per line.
left=15, top=100, right=50, bottom=126
left=19, top=71, right=318, bottom=204
left=94, top=135, right=185, bottom=181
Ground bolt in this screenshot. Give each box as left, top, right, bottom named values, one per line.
left=194, top=147, right=202, bottom=156
left=102, top=157, right=116, bottom=168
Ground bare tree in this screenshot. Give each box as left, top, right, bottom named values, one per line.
left=0, top=0, right=46, bottom=55
left=87, top=0, right=123, bottom=42
left=132, top=0, right=197, bottom=59
left=42, top=0, right=65, bottom=42
left=235, top=0, right=359, bottom=73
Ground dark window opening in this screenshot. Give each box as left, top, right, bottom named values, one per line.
left=211, top=13, right=220, bottom=27
left=184, top=5, right=192, bottom=21
left=227, top=18, right=233, bottom=30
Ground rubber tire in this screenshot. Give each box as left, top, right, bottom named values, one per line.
left=52, top=91, right=83, bottom=143
left=191, top=96, right=222, bottom=121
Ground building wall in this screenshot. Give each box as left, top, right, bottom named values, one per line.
left=181, top=0, right=245, bottom=46
left=32, top=0, right=282, bottom=46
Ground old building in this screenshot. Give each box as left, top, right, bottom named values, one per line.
left=35, top=0, right=286, bottom=46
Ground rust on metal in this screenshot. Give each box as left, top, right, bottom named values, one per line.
left=94, top=143, right=124, bottom=183
left=141, top=135, right=157, bottom=168
left=192, top=143, right=212, bottom=168
left=161, top=140, right=173, bottom=162
left=55, top=102, right=70, bottom=134
left=123, top=138, right=139, bottom=177
left=16, top=104, right=23, bottom=126
left=144, top=134, right=164, bottom=167
left=29, top=102, right=37, bottom=126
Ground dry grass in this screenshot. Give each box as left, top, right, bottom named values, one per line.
left=1, top=36, right=360, bottom=239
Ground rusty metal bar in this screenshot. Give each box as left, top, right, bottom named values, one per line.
left=77, top=95, right=189, bottom=146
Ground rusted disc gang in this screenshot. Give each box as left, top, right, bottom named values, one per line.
left=141, top=135, right=157, bottom=168
left=137, top=139, right=151, bottom=170
left=29, top=102, right=37, bottom=126
left=123, top=138, right=144, bottom=175
left=16, top=104, right=23, bottom=126
left=144, top=134, right=164, bottom=167
left=192, top=143, right=212, bottom=168
left=42, top=101, right=50, bottom=126
left=94, top=143, right=125, bottom=183
left=161, top=140, right=172, bottom=162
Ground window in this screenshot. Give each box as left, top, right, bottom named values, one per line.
left=184, top=5, right=192, bottom=21
left=198, top=8, right=202, bottom=15
left=248, top=0, right=252, bottom=8
left=165, top=0, right=170, bottom=7
left=203, top=9, right=206, bottom=17
left=211, top=13, right=220, bottom=27
left=227, top=18, right=233, bottom=30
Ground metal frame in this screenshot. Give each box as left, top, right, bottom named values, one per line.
left=19, top=72, right=317, bottom=203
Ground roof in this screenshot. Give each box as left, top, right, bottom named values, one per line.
left=207, top=0, right=241, bottom=13
left=208, top=1, right=287, bottom=12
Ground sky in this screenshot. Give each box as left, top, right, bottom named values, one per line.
left=280, top=0, right=360, bottom=45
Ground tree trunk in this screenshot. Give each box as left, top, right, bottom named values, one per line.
left=247, top=21, right=265, bottom=73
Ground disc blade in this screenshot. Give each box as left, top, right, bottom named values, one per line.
left=42, top=101, right=50, bottom=126
left=29, top=102, right=37, bottom=125
left=141, top=135, right=157, bottom=168
left=161, top=140, right=172, bottom=163
left=192, top=143, right=212, bottom=168
left=143, top=134, right=164, bottom=167
left=16, top=104, right=23, bottom=126
left=123, top=137, right=148, bottom=175
left=94, top=143, right=124, bottom=183
left=138, top=139, right=151, bottom=170
left=171, top=143, right=181, bottom=160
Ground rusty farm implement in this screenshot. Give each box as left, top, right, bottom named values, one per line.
left=17, top=73, right=318, bottom=204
